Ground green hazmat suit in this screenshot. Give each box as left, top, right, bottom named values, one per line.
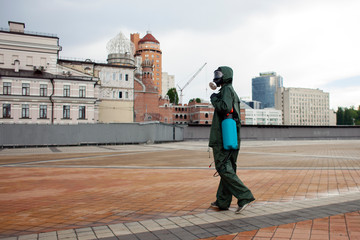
left=209, top=66, right=255, bottom=210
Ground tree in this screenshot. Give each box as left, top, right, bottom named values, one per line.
left=356, top=106, right=360, bottom=125
left=166, top=88, right=179, bottom=105
left=336, top=107, right=344, bottom=125
left=189, top=98, right=201, bottom=104
left=344, top=106, right=357, bottom=125
left=336, top=105, right=360, bottom=125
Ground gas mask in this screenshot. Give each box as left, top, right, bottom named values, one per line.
left=209, top=69, right=224, bottom=90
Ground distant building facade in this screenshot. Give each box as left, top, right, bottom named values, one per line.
left=329, top=109, right=337, bottom=126
left=245, top=108, right=282, bottom=125
left=131, top=32, right=163, bottom=96
left=0, top=21, right=99, bottom=124
left=174, top=100, right=215, bottom=125
left=162, top=72, right=175, bottom=97
left=134, top=59, right=173, bottom=123
left=252, top=72, right=283, bottom=109
left=58, top=57, right=135, bottom=123
left=275, top=87, right=330, bottom=125
left=244, top=100, right=262, bottom=109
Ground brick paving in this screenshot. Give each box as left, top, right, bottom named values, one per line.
left=0, top=140, right=360, bottom=239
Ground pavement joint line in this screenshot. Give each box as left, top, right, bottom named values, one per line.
left=4, top=192, right=360, bottom=239
left=0, top=150, right=173, bottom=167
left=3, top=164, right=360, bottom=171
left=240, top=151, right=360, bottom=160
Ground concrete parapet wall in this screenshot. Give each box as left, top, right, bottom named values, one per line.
left=184, top=124, right=360, bottom=141
left=0, top=122, right=183, bottom=147
left=1, top=123, right=360, bottom=147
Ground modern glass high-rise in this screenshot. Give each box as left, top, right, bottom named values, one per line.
left=252, top=72, right=283, bottom=109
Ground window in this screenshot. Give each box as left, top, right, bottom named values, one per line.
left=79, top=86, right=86, bottom=98
left=119, top=73, right=122, bottom=80
left=125, top=92, right=128, bottom=98
left=22, top=83, right=30, bottom=96
left=0, top=54, right=4, bottom=64
left=63, top=85, right=70, bottom=97
left=22, top=104, right=29, bottom=118
left=205, top=113, right=209, bottom=118
left=125, top=74, right=129, bottom=81
left=26, top=56, right=33, bottom=66
left=2, top=104, right=11, bottom=118
left=63, top=105, right=70, bottom=119
left=40, top=84, right=47, bottom=96
left=3, top=82, right=11, bottom=95
left=79, top=106, right=86, bottom=119
left=119, top=91, right=122, bottom=99
left=84, top=67, right=91, bottom=74
left=40, top=57, right=46, bottom=66
left=113, top=73, right=116, bottom=80
left=39, top=105, right=47, bottom=119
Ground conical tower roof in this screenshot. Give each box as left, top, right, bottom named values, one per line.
left=138, top=31, right=159, bottom=44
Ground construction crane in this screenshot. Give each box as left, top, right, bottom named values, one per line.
left=177, top=62, right=207, bottom=104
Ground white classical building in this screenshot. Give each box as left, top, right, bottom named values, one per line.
left=58, top=32, right=136, bottom=123
left=0, top=21, right=99, bottom=124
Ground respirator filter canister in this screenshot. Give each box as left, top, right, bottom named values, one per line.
left=209, top=70, right=223, bottom=90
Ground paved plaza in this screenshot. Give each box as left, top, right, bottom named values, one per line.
left=0, top=140, right=360, bottom=239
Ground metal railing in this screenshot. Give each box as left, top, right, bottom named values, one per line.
left=0, top=27, right=57, bottom=38
left=59, top=56, right=108, bottom=64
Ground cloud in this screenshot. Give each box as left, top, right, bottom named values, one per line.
left=159, top=0, right=360, bottom=107
left=329, top=86, right=360, bottom=109
left=2, top=0, right=359, bottom=108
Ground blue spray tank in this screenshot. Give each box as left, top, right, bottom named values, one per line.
left=222, top=108, right=238, bottom=150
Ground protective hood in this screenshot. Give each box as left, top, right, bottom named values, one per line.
left=218, top=66, right=233, bottom=84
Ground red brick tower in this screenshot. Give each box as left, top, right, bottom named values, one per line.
left=131, top=31, right=162, bottom=96
left=134, top=59, right=171, bottom=122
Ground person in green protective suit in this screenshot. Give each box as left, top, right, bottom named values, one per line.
left=209, top=66, right=255, bottom=214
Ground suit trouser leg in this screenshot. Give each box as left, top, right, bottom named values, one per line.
left=213, top=147, right=255, bottom=209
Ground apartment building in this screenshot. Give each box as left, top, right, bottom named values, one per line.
left=162, top=72, right=175, bottom=97
left=275, top=87, right=331, bottom=125
left=0, top=21, right=98, bottom=124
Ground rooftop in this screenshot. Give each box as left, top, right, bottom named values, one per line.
left=0, top=27, right=57, bottom=38
left=0, top=140, right=359, bottom=239
left=138, top=31, right=160, bottom=44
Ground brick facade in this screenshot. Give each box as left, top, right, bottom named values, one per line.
left=134, top=59, right=172, bottom=123
left=131, top=32, right=162, bottom=96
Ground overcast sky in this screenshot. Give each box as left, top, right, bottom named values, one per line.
left=1, top=0, right=360, bottom=109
